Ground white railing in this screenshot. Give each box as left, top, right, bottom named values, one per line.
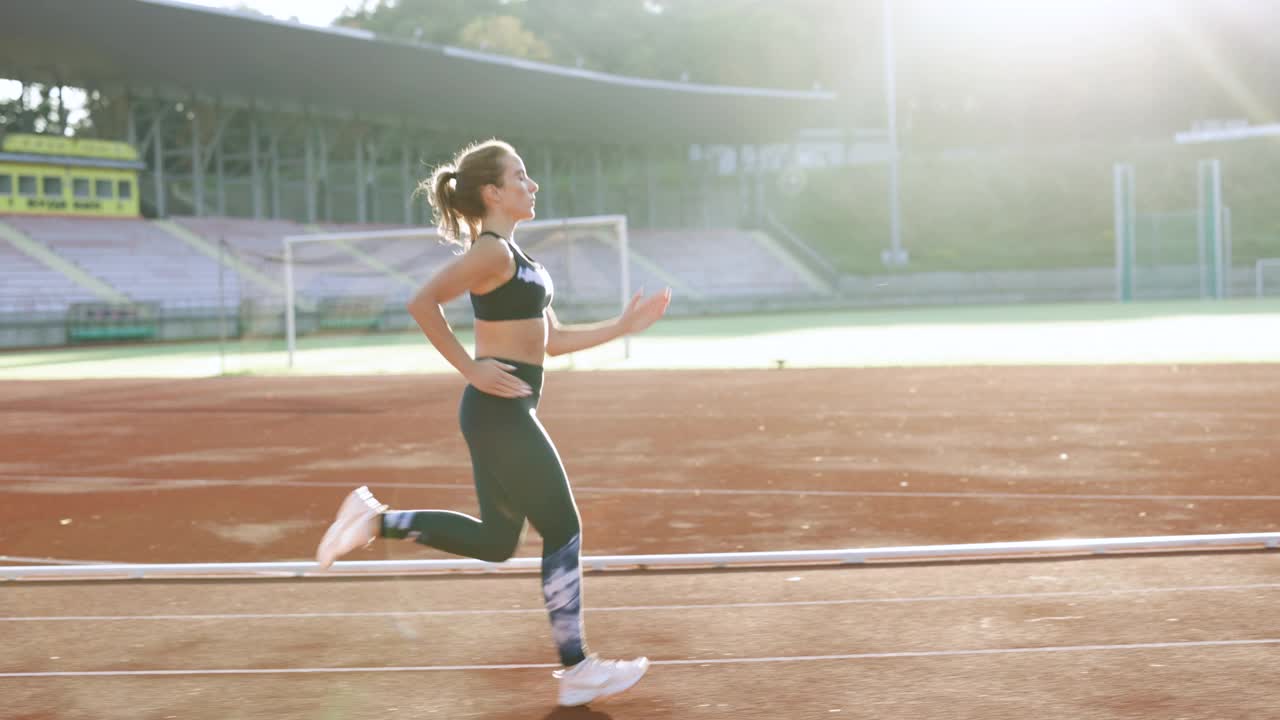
left=5, top=532, right=1278, bottom=581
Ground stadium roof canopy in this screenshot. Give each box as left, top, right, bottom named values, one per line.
left=3, top=0, right=843, bottom=144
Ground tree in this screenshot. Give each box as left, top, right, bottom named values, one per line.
left=458, top=15, right=552, bottom=61
left=0, top=83, right=65, bottom=135
left=336, top=0, right=509, bottom=45
left=334, top=0, right=852, bottom=91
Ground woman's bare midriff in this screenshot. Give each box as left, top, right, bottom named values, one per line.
left=473, top=316, right=549, bottom=365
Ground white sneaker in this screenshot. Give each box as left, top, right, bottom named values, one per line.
left=315, top=486, right=387, bottom=570
left=554, top=654, right=650, bottom=707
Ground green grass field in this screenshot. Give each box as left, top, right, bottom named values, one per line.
left=2, top=299, right=1278, bottom=380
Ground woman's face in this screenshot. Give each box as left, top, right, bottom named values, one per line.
left=490, top=154, right=539, bottom=221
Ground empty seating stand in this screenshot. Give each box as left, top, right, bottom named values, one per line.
left=629, top=229, right=813, bottom=297
left=0, top=217, right=815, bottom=322
left=4, top=216, right=237, bottom=310
left=0, top=232, right=99, bottom=313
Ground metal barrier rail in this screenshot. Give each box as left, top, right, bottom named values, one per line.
left=4, top=532, right=1278, bottom=581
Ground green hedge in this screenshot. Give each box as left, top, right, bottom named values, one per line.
left=66, top=302, right=159, bottom=342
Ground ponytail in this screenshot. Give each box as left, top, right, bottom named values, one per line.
left=420, top=167, right=467, bottom=247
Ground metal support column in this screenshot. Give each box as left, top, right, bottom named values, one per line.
left=368, top=137, right=381, bottom=223
left=198, top=103, right=234, bottom=218
left=1113, top=163, right=1136, bottom=302
left=645, top=145, right=657, bottom=229
left=248, top=108, right=262, bottom=219
left=881, top=0, right=907, bottom=266
left=747, top=142, right=757, bottom=224
left=401, top=137, right=413, bottom=226
left=269, top=127, right=281, bottom=220
left=125, top=91, right=138, bottom=149
left=215, top=127, right=226, bottom=217
left=355, top=133, right=367, bottom=224
left=319, top=128, right=333, bottom=223
left=304, top=123, right=317, bottom=224
left=153, top=111, right=166, bottom=217
left=190, top=100, right=204, bottom=216
left=1223, top=206, right=1232, bottom=298
left=593, top=144, right=605, bottom=215
left=542, top=146, right=554, bottom=219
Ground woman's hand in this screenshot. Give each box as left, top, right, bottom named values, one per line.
left=621, top=287, right=672, bottom=335
left=465, top=359, right=532, bottom=398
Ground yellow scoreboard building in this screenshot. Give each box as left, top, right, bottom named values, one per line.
left=0, top=133, right=144, bottom=217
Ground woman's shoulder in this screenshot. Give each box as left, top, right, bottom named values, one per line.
left=467, top=234, right=515, bottom=266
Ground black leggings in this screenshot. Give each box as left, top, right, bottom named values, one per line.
left=381, top=358, right=588, bottom=665
left=380, top=358, right=582, bottom=560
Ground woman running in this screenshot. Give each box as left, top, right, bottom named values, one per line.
left=315, top=139, right=671, bottom=707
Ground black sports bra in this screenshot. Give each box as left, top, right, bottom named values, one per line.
left=469, top=231, right=555, bottom=321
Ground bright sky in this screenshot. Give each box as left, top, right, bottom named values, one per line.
left=0, top=1, right=357, bottom=123
left=174, top=0, right=357, bottom=27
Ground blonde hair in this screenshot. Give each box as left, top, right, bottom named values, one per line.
left=418, top=139, right=516, bottom=247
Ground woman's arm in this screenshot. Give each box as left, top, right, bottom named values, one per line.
left=544, top=310, right=625, bottom=357
left=407, top=238, right=531, bottom=397
left=545, top=288, right=671, bottom=357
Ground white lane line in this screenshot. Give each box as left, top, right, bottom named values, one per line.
left=0, top=555, right=111, bottom=566
left=5, top=583, right=1279, bottom=623
left=575, top=487, right=1280, bottom=502
left=6, top=475, right=1280, bottom=503
left=0, top=662, right=555, bottom=678
left=652, top=638, right=1280, bottom=666
left=4, top=639, right=1278, bottom=678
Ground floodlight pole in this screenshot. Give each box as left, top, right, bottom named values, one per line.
left=881, top=0, right=907, bottom=267
left=1112, top=164, right=1136, bottom=302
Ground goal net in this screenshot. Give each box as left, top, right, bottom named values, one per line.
left=1257, top=259, right=1280, bottom=299
left=1131, top=210, right=1203, bottom=300
left=281, top=215, right=631, bottom=368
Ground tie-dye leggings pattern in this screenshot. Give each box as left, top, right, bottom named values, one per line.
left=542, top=533, right=587, bottom=665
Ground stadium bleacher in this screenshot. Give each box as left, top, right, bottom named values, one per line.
left=171, top=216, right=302, bottom=290
left=4, top=216, right=238, bottom=309
left=0, top=229, right=100, bottom=311
left=630, top=229, right=814, bottom=296
left=0, top=216, right=820, bottom=330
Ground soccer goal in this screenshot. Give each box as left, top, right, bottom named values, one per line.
left=1113, top=160, right=1229, bottom=301
left=1257, top=258, right=1280, bottom=299
left=282, top=215, right=632, bottom=368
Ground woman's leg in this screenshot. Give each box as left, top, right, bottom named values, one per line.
left=488, top=411, right=648, bottom=707
left=319, top=383, right=528, bottom=568
left=313, top=369, right=647, bottom=704
left=480, top=411, right=587, bottom=667
left=379, top=461, right=525, bottom=563
left=541, top=532, right=586, bottom=667
left=378, top=385, right=528, bottom=563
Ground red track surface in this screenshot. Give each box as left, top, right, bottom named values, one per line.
left=3, top=365, right=1278, bottom=718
